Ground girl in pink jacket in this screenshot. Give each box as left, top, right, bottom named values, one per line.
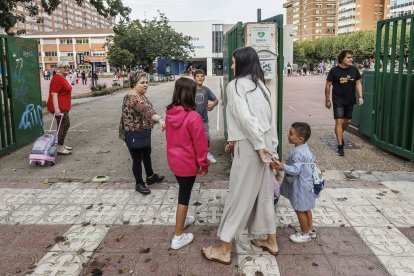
left=165, top=77, right=209, bottom=250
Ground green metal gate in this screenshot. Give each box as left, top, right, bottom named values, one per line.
left=373, top=14, right=414, bottom=160
left=222, top=15, right=284, bottom=158
left=0, top=35, right=43, bottom=157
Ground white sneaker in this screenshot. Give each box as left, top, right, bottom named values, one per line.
left=290, top=232, right=311, bottom=243
left=207, top=152, right=217, bottom=163
left=294, top=227, right=317, bottom=238
left=171, top=233, right=194, bottom=250
left=184, top=215, right=195, bottom=229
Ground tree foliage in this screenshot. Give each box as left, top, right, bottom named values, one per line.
left=1, top=0, right=131, bottom=35
left=107, top=47, right=134, bottom=69
left=293, top=30, right=377, bottom=65
left=110, top=12, right=194, bottom=72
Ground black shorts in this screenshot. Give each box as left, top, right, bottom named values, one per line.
left=333, top=103, right=354, bottom=119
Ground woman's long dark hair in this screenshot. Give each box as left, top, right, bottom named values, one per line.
left=233, top=46, right=265, bottom=93
left=167, top=77, right=196, bottom=110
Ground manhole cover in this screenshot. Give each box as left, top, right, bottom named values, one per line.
left=321, top=136, right=360, bottom=150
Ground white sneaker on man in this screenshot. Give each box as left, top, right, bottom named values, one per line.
left=207, top=152, right=217, bottom=163
left=184, top=215, right=195, bottom=229
left=290, top=232, right=311, bottom=243
left=171, top=233, right=194, bottom=250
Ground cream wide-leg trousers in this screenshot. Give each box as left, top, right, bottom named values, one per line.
left=217, top=131, right=276, bottom=243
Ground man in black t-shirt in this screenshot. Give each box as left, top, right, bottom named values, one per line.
left=325, top=50, right=364, bottom=156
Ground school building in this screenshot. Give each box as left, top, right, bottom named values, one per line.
left=23, top=28, right=114, bottom=72
left=157, top=21, right=234, bottom=76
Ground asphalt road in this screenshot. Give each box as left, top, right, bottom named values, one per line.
left=1, top=75, right=413, bottom=185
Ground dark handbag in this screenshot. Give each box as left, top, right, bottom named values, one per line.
left=125, top=130, right=151, bottom=149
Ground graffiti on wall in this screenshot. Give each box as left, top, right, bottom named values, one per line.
left=18, top=104, right=43, bottom=130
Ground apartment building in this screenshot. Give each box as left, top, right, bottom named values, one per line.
left=24, top=28, right=114, bottom=72
left=336, top=0, right=386, bottom=35
left=385, top=0, right=414, bottom=18
left=284, top=0, right=337, bottom=41
left=12, top=0, right=115, bottom=34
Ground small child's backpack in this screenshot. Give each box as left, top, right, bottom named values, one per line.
left=301, top=163, right=325, bottom=196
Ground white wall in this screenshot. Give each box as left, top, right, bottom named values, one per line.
left=169, top=21, right=223, bottom=59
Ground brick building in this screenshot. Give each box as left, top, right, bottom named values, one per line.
left=336, top=0, right=386, bottom=35
left=24, top=28, right=114, bottom=72
left=12, top=0, right=114, bottom=34
left=284, top=0, right=337, bottom=41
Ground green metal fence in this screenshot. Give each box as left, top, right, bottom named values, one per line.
left=0, top=35, right=43, bottom=157
left=222, top=15, right=284, bottom=158
left=373, top=14, right=414, bottom=160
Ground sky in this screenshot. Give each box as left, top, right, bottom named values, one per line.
left=123, top=0, right=285, bottom=24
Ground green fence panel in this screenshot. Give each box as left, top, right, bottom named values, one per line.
left=352, top=70, right=374, bottom=137
left=372, top=15, right=414, bottom=160
left=0, top=35, right=43, bottom=157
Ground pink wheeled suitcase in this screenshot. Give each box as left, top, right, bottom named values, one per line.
left=29, top=114, right=63, bottom=166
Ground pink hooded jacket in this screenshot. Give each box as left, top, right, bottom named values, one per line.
left=165, top=106, right=209, bottom=177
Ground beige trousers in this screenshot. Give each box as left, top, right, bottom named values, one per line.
left=217, top=131, right=276, bottom=242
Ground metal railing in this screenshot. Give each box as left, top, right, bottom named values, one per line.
left=373, top=14, right=414, bottom=159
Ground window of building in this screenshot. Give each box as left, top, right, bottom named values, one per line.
left=45, top=52, right=57, bottom=57
left=60, top=39, right=73, bottom=44
left=76, top=38, right=89, bottom=44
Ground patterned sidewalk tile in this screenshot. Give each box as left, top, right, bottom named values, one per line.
left=377, top=255, right=414, bottom=275
left=82, top=225, right=238, bottom=275
left=238, top=254, right=280, bottom=276
left=276, top=254, right=335, bottom=275
left=31, top=251, right=93, bottom=276
left=326, top=254, right=390, bottom=276
left=0, top=225, right=70, bottom=275
left=398, top=227, right=414, bottom=244
left=380, top=205, right=414, bottom=228
left=355, top=226, right=414, bottom=257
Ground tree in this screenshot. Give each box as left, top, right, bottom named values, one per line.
left=1, top=0, right=131, bottom=35
left=110, top=12, right=194, bottom=73
left=107, top=47, right=134, bottom=69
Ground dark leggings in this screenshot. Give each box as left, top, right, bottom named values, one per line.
left=55, top=111, right=70, bottom=146
left=175, top=175, right=196, bottom=205
left=128, top=147, right=154, bottom=184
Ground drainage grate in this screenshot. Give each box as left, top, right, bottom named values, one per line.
left=321, top=136, right=360, bottom=150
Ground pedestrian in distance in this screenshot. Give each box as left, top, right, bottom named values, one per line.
left=325, top=49, right=364, bottom=156
left=165, top=77, right=209, bottom=250
left=46, top=61, right=73, bottom=155
left=287, top=62, right=292, bottom=76
left=202, top=46, right=279, bottom=265
left=119, top=72, right=165, bottom=195
left=193, top=69, right=219, bottom=163
left=272, top=122, right=317, bottom=243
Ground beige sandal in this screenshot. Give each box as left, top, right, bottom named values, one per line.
left=201, top=246, right=231, bottom=265
left=251, top=239, right=279, bottom=256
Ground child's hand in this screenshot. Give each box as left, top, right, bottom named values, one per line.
left=224, top=141, right=235, bottom=153
left=199, top=167, right=208, bottom=176
left=207, top=103, right=215, bottom=111
left=271, top=158, right=284, bottom=171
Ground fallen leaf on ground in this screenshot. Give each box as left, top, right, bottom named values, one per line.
left=116, top=235, right=124, bottom=242
left=139, top=247, right=150, bottom=253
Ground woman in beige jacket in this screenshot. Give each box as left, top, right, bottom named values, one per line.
left=202, top=47, right=279, bottom=264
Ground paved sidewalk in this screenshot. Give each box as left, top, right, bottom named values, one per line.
left=0, top=170, right=413, bottom=275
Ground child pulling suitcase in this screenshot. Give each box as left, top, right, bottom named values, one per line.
left=29, top=114, right=63, bottom=166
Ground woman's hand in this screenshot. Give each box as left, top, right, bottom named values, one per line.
left=54, top=107, right=61, bottom=116
left=224, top=142, right=234, bottom=153
left=258, top=148, right=272, bottom=163
left=159, top=119, right=165, bottom=131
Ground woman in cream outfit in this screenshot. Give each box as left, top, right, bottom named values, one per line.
left=202, top=47, right=279, bottom=264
